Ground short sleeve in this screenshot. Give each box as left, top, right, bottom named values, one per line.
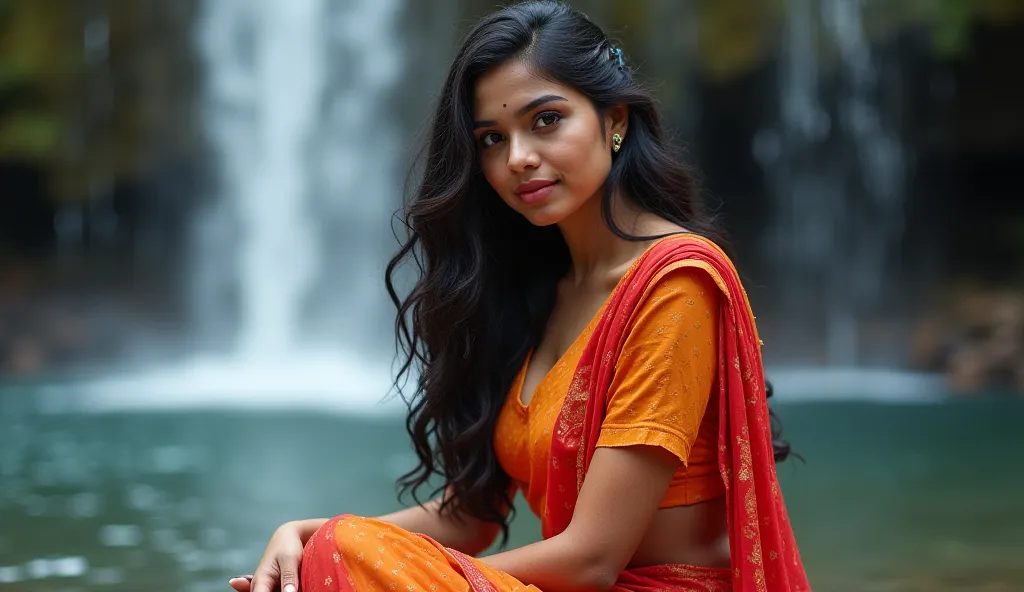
left=595, top=266, right=720, bottom=465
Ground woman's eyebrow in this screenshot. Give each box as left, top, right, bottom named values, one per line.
left=473, top=94, right=568, bottom=129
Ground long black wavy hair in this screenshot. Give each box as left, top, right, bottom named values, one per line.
left=384, top=0, right=790, bottom=545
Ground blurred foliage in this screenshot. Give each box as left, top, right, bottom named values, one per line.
left=694, top=0, right=1024, bottom=83
left=695, top=0, right=781, bottom=84
left=1, top=0, right=1023, bottom=197
left=919, top=0, right=1024, bottom=56
left=0, top=0, right=77, bottom=162
left=0, top=0, right=199, bottom=201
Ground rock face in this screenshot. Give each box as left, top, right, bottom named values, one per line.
left=911, top=286, right=1024, bottom=393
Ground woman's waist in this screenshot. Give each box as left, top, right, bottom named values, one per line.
left=627, top=498, right=730, bottom=571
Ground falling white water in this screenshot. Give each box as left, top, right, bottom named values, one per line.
left=202, top=0, right=322, bottom=357
left=41, top=0, right=947, bottom=411
left=753, top=0, right=908, bottom=366
left=62, top=0, right=409, bottom=413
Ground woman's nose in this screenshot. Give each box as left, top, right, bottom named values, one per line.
left=506, top=135, right=540, bottom=172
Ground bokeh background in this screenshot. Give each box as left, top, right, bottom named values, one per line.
left=1, top=1, right=1022, bottom=590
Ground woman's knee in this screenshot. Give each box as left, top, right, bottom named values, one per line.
left=302, top=514, right=353, bottom=560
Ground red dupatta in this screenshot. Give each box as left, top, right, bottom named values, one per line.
left=542, top=235, right=810, bottom=591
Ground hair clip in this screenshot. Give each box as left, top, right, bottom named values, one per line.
left=608, top=46, right=624, bottom=67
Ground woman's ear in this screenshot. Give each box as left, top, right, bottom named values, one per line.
left=605, top=104, right=629, bottom=144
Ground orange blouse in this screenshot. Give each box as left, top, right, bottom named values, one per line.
left=494, top=266, right=724, bottom=519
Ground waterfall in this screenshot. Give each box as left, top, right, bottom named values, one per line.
left=193, top=0, right=403, bottom=356
left=56, top=0, right=408, bottom=413
left=753, top=0, right=908, bottom=366
left=37, top=0, right=949, bottom=410
left=752, top=0, right=947, bottom=399
left=196, top=0, right=323, bottom=357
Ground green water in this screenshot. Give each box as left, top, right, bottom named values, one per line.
left=0, top=392, right=1021, bottom=591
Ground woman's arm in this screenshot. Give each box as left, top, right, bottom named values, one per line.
left=234, top=486, right=511, bottom=592
left=288, top=486, right=507, bottom=556
left=479, top=445, right=678, bottom=592
left=374, top=490, right=505, bottom=555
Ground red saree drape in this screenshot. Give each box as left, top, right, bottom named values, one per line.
left=543, top=234, right=809, bottom=591
left=300, top=235, right=808, bottom=592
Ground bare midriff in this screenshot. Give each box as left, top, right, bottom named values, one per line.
left=493, top=265, right=729, bottom=569
left=628, top=499, right=730, bottom=569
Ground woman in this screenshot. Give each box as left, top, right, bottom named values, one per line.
left=231, top=2, right=808, bottom=591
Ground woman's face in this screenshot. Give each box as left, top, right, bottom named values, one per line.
left=472, top=60, right=627, bottom=227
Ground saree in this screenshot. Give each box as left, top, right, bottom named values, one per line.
left=301, top=514, right=729, bottom=591
left=300, top=235, right=808, bottom=591
left=543, top=235, right=809, bottom=591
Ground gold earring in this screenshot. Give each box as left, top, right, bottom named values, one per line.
left=611, top=133, right=623, bottom=153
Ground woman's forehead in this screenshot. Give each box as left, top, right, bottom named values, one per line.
left=473, top=61, right=575, bottom=115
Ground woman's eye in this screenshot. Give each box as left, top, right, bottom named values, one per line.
left=480, top=132, right=502, bottom=147
left=535, top=112, right=561, bottom=128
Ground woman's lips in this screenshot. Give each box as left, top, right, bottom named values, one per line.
left=516, top=180, right=557, bottom=204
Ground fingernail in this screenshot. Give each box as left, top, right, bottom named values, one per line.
left=284, top=585, right=296, bottom=592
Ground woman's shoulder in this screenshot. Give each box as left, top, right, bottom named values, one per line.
left=635, top=263, right=721, bottom=321
left=632, top=232, right=745, bottom=304
left=632, top=234, right=728, bottom=293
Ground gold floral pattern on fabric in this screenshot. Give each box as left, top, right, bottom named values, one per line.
left=736, top=428, right=753, bottom=483
left=539, top=235, right=809, bottom=590
left=493, top=267, right=727, bottom=519
left=295, top=237, right=806, bottom=592
left=445, top=549, right=499, bottom=592
left=700, top=235, right=808, bottom=590
left=300, top=515, right=537, bottom=592
left=610, top=562, right=732, bottom=591
left=558, top=365, right=591, bottom=447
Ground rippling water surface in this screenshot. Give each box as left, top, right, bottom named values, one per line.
left=0, top=389, right=1021, bottom=591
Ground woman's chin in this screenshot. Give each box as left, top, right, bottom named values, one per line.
left=519, top=205, right=568, bottom=227
left=528, top=215, right=561, bottom=227
left=524, top=215, right=561, bottom=227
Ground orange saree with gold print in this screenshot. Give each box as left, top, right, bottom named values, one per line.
left=300, top=235, right=808, bottom=592
left=543, top=235, right=809, bottom=591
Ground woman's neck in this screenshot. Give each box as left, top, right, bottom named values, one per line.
left=557, top=190, right=666, bottom=288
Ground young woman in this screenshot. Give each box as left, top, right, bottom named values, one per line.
left=230, top=2, right=808, bottom=590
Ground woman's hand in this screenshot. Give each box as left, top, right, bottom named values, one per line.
left=229, top=520, right=314, bottom=592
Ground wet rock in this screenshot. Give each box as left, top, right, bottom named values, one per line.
left=911, top=285, right=1024, bottom=394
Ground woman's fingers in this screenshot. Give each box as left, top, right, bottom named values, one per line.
left=242, top=522, right=305, bottom=592
left=227, top=575, right=253, bottom=591
left=250, top=569, right=280, bottom=592
left=278, top=555, right=300, bottom=592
